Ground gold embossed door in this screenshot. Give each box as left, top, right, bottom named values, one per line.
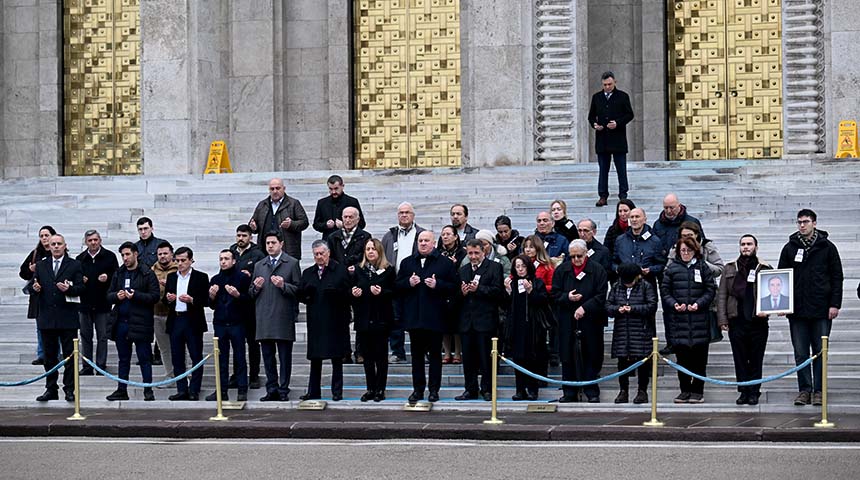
left=63, top=0, right=141, bottom=176
left=668, top=0, right=782, bottom=160
left=354, top=0, right=461, bottom=169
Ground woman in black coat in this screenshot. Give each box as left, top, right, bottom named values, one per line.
left=504, top=255, right=553, bottom=401
left=351, top=238, right=396, bottom=402
left=18, top=225, right=56, bottom=365
left=603, top=199, right=636, bottom=267
left=552, top=240, right=608, bottom=403
left=439, top=225, right=465, bottom=364
left=660, top=236, right=716, bottom=404
left=606, top=263, right=657, bottom=404
left=550, top=199, right=579, bottom=242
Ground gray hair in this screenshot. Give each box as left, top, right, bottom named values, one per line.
left=578, top=218, right=597, bottom=232
left=83, top=229, right=101, bottom=239
left=569, top=239, right=588, bottom=253
left=311, top=239, right=330, bottom=251
left=397, top=201, right=414, bottom=213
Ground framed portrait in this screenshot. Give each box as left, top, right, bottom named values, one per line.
left=756, top=268, right=794, bottom=315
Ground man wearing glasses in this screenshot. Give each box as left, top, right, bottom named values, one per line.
left=576, top=218, right=611, bottom=275
left=249, top=178, right=309, bottom=260
left=778, top=209, right=843, bottom=406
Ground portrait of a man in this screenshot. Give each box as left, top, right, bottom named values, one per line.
left=756, top=269, right=793, bottom=315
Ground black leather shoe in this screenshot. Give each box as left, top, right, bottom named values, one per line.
left=31, top=358, right=45, bottom=366
left=237, top=392, right=248, bottom=402
left=106, top=389, right=129, bottom=401
left=586, top=395, right=600, bottom=403
left=512, top=391, right=528, bottom=401
left=144, top=389, right=155, bottom=402
left=249, top=377, right=261, bottom=389
left=64, top=391, right=75, bottom=402
left=454, top=391, right=478, bottom=401
left=168, top=392, right=190, bottom=401
left=360, top=391, right=374, bottom=402
left=206, top=392, right=227, bottom=402
left=736, top=393, right=749, bottom=405
left=558, top=395, right=578, bottom=403
left=407, top=391, right=424, bottom=404
left=279, top=391, right=290, bottom=401
left=747, top=393, right=760, bottom=406
left=260, top=392, right=280, bottom=402
left=36, top=389, right=58, bottom=402
left=614, top=390, right=629, bottom=404
left=332, top=393, right=343, bottom=401
left=374, top=391, right=385, bottom=402
left=527, top=391, right=539, bottom=401
left=300, top=393, right=321, bottom=401
left=481, top=392, right=492, bottom=401
left=428, top=392, right=439, bottom=403
left=79, top=368, right=94, bottom=376
left=188, top=392, right=199, bottom=401
left=633, top=390, right=648, bottom=404
left=595, top=197, right=608, bottom=207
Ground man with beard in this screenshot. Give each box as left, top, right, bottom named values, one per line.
left=249, top=178, right=309, bottom=260
left=151, top=241, right=177, bottom=383
left=778, top=209, right=843, bottom=406
left=445, top=204, right=478, bottom=244
left=106, top=242, right=160, bottom=402
left=207, top=250, right=251, bottom=402
left=717, top=235, right=771, bottom=405
left=312, top=174, right=365, bottom=241
left=249, top=232, right=301, bottom=401
left=230, top=224, right=265, bottom=389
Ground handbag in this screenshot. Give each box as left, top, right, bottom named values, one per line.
left=708, top=309, right=723, bottom=343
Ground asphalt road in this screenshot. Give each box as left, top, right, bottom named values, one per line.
left=0, top=438, right=855, bottom=479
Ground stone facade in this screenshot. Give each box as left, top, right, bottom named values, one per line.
left=0, top=0, right=857, bottom=178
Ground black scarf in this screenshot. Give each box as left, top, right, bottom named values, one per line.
left=732, top=254, right=758, bottom=298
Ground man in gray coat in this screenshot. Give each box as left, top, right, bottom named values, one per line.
left=249, top=231, right=301, bottom=401
left=249, top=178, right=309, bottom=260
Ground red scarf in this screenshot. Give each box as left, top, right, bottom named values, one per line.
left=572, top=257, right=587, bottom=277
left=618, top=217, right=629, bottom=232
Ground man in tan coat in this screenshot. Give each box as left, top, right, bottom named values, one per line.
left=151, top=241, right=178, bottom=383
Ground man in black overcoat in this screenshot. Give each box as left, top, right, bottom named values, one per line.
left=312, top=174, right=366, bottom=241
left=28, top=234, right=85, bottom=402
left=456, top=239, right=505, bottom=401
left=396, top=231, right=459, bottom=403
left=588, top=71, right=634, bottom=206
left=299, top=240, right=353, bottom=401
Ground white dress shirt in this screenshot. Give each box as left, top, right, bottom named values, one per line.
left=175, top=269, right=192, bottom=313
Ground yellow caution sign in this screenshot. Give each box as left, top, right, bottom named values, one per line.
left=204, top=141, right=233, bottom=174
left=835, top=121, right=859, bottom=158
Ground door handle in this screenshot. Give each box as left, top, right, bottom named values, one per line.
left=730, top=91, right=738, bottom=97
left=715, top=91, right=723, bottom=98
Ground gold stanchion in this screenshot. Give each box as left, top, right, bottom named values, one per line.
left=643, top=337, right=663, bottom=427
left=209, top=336, right=228, bottom=421
left=814, top=336, right=835, bottom=428
left=66, top=338, right=85, bottom=421
left=483, top=337, right=504, bottom=425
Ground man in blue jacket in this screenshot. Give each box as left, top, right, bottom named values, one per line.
left=612, top=208, right=666, bottom=288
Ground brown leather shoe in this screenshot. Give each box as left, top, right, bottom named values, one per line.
left=595, top=197, right=608, bottom=207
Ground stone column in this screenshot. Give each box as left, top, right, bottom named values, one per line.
left=1, top=0, right=60, bottom=178
left=826, top=0, right=860, bottom=157
left=462, top=0, right=534, bottom=166
left=641, top=0, right=666, bottom=160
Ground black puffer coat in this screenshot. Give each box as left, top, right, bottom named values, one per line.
left=660, top=259, right=716, bottom=347
left=777, top=230, right=843, bottom=320
left=606, top=280, right=657, bottom=358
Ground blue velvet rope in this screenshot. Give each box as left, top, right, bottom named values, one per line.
left=0, top=355, right=73, bottom=387
left=500, top=355, right=649, bottom=387
left=660, top=353, right=819, bottom=386
left=83, top=354, right=211, bottom=388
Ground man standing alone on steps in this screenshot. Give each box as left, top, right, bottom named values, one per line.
left=588, top=71, right=634, bottom=207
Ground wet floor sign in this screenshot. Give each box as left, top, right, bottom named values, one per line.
left=836, top=121, right=859, bottom=158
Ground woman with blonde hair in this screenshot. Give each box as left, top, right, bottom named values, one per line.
left=351, top=238, right=396, bottom=401
left=550, top=199, right=579, bottom=242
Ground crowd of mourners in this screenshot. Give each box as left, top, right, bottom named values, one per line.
left=20, top=175, right=848, bottom=408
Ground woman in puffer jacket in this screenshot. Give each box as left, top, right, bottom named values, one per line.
left=661, top=236, right=716, bottom=404
left=606, top=263, right=658, bottom=404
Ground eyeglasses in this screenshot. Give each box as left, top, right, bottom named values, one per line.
left=796, top=219, right=812, bottom=225
left=570, top=254, right=585, bottom=258
left=576, top=228, right=592, bottom=233
left=679, top=248, right=694, bottom=254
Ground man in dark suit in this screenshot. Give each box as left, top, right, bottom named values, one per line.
left=588, top=71, right=634, bottom=207
left=75, top=229, right=118, bottom=375
left=28, top=234, right=85, bottom=402
left=456, top=239, right=505, bottom=401
left=312, top=174, right=365, bottom=241
left=163, top=246, right=209, bottom=401
left=396, top=231, right=459, bottom=403
left=249, top=178, right=309, bottom=260
left=329, top=206, right=372, bottom=364
left=761, top=276, right=790, bottom=311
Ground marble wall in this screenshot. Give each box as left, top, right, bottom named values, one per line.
left=0, top=0, right=854, bottom=178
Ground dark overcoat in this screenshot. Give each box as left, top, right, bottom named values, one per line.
left=395, top=249, right=459, bottom=332
left=299, top=260, right=352, bottom=360
left=29, top=255, right=86, bottom=330
left=551, top=260, right=608, bottom=363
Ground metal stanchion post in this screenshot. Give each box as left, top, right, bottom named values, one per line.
left=483, top=337, right=504, bottom=425
left=643, top=337, right=663, bottom=427
left=814, top=336, right=835, bottom=428
left=209, top=336, right=228, bottom=421
left=67, top=338, right=85, bottom=421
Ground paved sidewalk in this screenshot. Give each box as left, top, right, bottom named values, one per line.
left=1, top=407, right=859, bottom=442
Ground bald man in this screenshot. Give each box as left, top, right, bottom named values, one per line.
left=249, top=178, right=309, bottom=260
left=611, top=208, right=666, bottom=287
left=653, top=193, right=704, bottom=255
